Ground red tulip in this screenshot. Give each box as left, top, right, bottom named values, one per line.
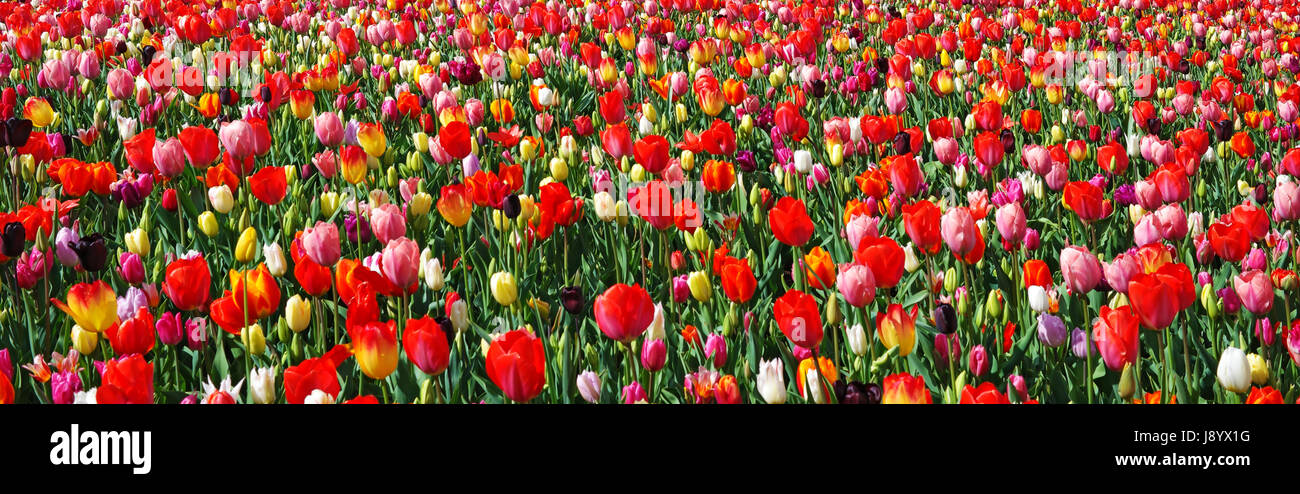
left=178, top=126, right=220, bottom=167
left=972, top=100, right=1002, bottom=131
left=1207, top=220, right=1250, bottom=262
left=902, top=200, right=942, bottom=255
left=485, top=329, right=546, bottom=402
left=973, top=131, right=1003, bottom=170
left=1281, top=147, right=1300, bottom=177
left=1092, top=305, right=1141, bottom=371
left=403, top=316, right=450, bottom=376
left=598, top=89, right=625, bottom=124
left=719, top=261, right=757, bottom=303
left=1127, top=262, right=1194, bottom=330
left=633, top=134, right=670, bottom=174
left=701, top=119, right=736, bottom=156
left=773, top=289, right=822, bottom=348
left=768, top=197, right=814, bottom=247
left=106, top=307, right=156, bottom=356
left=438, top=120, right=472, bottom=159
left=600, top=122, right=634, bottom=160
left=1229, top=203, right=1269, bottom=241
left=628, top=180, right=675, bottom=230
left=960, top=382, right=1011, bottom=404
left=1096, top=141, right=1128, bottom=175
left=163, top=255, right=211, bottom=311
left=283, top=345, right=350, bottom=404
left=774, top=102, right=809, bottom=142
left=123, top=128, right=157, bottom=174
left=248, top=166, right=288, bottom=205
left=96, top=354, right=154, bottom=404
left=854, top=235, right=905, bottom=288
left=593, top=283, right=656, bottom=342
left=887, top=153, right=923, bottom=199
left=1063, top=181, right=1111, bottom=222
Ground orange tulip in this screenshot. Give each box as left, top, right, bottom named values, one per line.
left=437, top=183, right=473, bottom=227
left=229, top=264, right=282, bottom=322
left=802, top=246, right=837, bottom=290
left=882, top=373, right=932, bottom=404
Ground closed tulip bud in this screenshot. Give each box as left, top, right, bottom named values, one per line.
left=825, top=295, right=841, bottom=326
left=828, top=143, right=844, bottom=167
left=1119, top=362, right=1137, bottom=399
left=409, top=192, right=433, bottom=217
left=1200, top=284, right=1220, bottom=319
left=903, top=243, right=921, bottom=272
left=576, top=370, right=601, bottom=403
left=286, top=295, right=310, bottom=332
left=241, top=323, right=267, bottom=356
left=423, top=258, right=444, bottom=291
left=944, top=267, right=958, bottom=293
left=71, top=325, right=98, bottom=355
left=1247, top=353, right=1268, bottom=385
left=198, top=211, right=219, bottom=237
left=953, top=164, right=967, bottom=188
left=846, top=324, right=868, bottom=357
left=688, top=270, right=712, bottom=302
left=1217, top=347, right=1251, bottom=394
left=490, top=271, right=518, bottom=306
left=249, top=367, right=276, bottom=404
left=124, top=228, right=150, bottom=256
left=235, top=227, right=258, bottom=264
left=968, top=344, right=990, bottom=377
left=680, top=150, right=695, bottom=171
left=549, top=157, right=568, bottom=181
left=757, top=358, right=787, bottom=404
left=208, top=185, right=235, bottom=213
left=1027, top=285, right=1050, bottom=313
left=319, top=191, right=340, bottom=218
left=263, top=242, right=286, bottom=276
left=584, top=343, right=599, bottom=370
left=986, top=289, right=1003, bottom=319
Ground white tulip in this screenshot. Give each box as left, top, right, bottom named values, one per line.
left=757, top=359, right=787, bottom=404
left=1217, top=346, right=1251, bottom=394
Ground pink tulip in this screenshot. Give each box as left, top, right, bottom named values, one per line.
left=107, top=68, right=134, bottom=101
left=1095, top=89, right=1115, bottom=113
left=302, top=221, right=341, bottom=266
left=1059, top=245, right=1101, bottom=294
left=219, top=120, right=257, bottom=159
left=1275, top=180, right=1300, bottom=221
left=1233, top=270, right=1275, bottom=316
left=315, top=112, right=344, bottom=147
left=370, top=203, right=407, bottom=245
left=884, top=86, right=907, bottom=114
left=380, top=237, right=420, bottom=292
left=995, top=202, right=1026, bottom=246
left=934, top=137, right=958, bottom=164
left=836, top=263, right=876, bottom=308
left=1134, top=179, right=1162, bottom=210
left=1103, top=252, right=1141, bottom=294
left=1154, top=203, right=1187, bottom=240
left=313, top=150, right=338, bottom=178
left=968, top=344, right=989, bottom=377
left=1022, top=145, right=1052, bottom=176
left=844, top=214, right=879, bottom=250
left=152, top=137, right=186, bottom=177
left=1133, top=214, right=1163, bottom=247
left=940, top=207, right=977, bottom=255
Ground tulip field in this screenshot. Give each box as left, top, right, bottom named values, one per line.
left=2, top=0, right=1300, bottom=405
